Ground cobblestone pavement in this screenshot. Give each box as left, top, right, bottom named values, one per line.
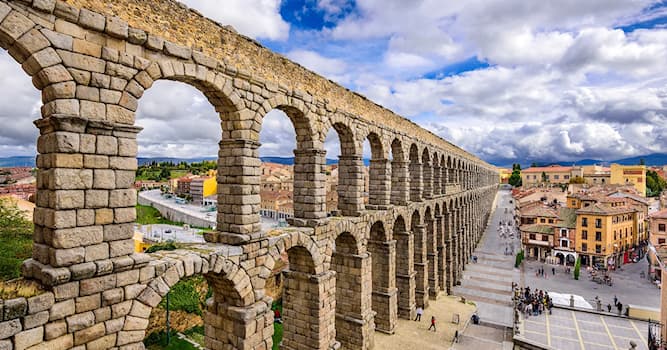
left=454, top=188, right=520, bottom=328
left=523, top=259, right=660, bottom=312
left=516, top=307, right=649, bottom=350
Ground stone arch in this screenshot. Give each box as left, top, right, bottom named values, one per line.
left=326, top=114, right=364, bottom=216
left=409, top=144, right=422, bottom=202
left=368, top=220, right=397, bottom=334
left=421, top=147, right=432, bottom=198
left=268, top=231, right=324, bottom=274
left=393, top=215, right=415, bottom=320
left=366, top=130, right=391, bottom=209
left=390, top=137, right=408, bottom=205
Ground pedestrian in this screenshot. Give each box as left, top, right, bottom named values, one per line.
left=415, top=306, right=423, bottom=321
left=552, top=267, right=555, bottom=275
left=617, top=302, right=623, bottom=315
left=607, top=304, right=612, bottom=313
left=613, top=295, right=618, bottom=306
left=274, top=308, right=282, bottom=324
left=453, top=330, right=459, bottom=343
left=428, top=316, right=436, bottom=332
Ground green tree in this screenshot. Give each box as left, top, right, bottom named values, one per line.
left=508, top=169, right=522, bottom=187
left=569, top=176, right=586, bottom=184
left=541, top=171, right=548, bottom=183
left=646, top=170, right=666, bottom=197
left=159, top=167, right=171, bottom=180
left=573, top=257, right=581, bottom=280
left=530, top=162, right=538, bottom=167
left=0, top=198, right=33, bottom=280
left=639, top=158, right=646, bottom=166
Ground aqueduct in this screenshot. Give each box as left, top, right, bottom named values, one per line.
left=0, top=0, right=498, bottom=349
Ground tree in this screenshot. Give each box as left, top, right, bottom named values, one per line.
left=508, top=168, right=522, bottom=187
left=639, top=158, right=646, bottom=166
left=515, top=250, right=524, bottom=268
left=569, top=176, right=586, bottom=184
left=159, top=167, right=171, bottom=180
left=0, top=198, right=33, bottom=280
left=646, top=170, right=666, bottom=197
left=541, top=171, right=548, bottom=183
left=573, top=257, right=581, bottom=280
left=530, top=162, right=539, bottom=167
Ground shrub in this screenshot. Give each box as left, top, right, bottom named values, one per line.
left=515, top=250, right=524, bottom=268
left=573, top=257, right=581, bottom=280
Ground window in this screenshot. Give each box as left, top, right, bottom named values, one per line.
left=565, top=175, right=570, bottom=179
left=561, top=229, right=567, bottom=237
left=542, top=235, right=549, bottom=242
left=582, top=218, right=588, bottom=227
left=540, top=218, right=546, bottom=223
left=548, top=219, right=554, bottom=224
left=613, top=231, right=616, bottom=240
left=595, top=218, right=602, bottom=228
left=595, top=232, right=602, bottom=241
left=571, top=200, right=576, bottom=206
left=659, top=238, right=666, bottom=244
left=554, top=175, right=560, bottom=180
left=582, top=243, right=587, bottom=252
left=660, top=224, right=666, bottom=232
left=582, top=230, right=588, bottom=240
left=529, top=234, right=536, bottom=240
left=561, top=240, right=569, bottom=248
left=595, top=244, right=602, bottom=254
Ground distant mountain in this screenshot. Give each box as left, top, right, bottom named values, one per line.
left=137, top=157, right=216, bottom=165
left=493, top=153, right=667, bottom=169
left=0, top=156, right=35, bottom=167
left=260, top=157, right=370, bottom=166
left=612, top=153, right=667, bottom=166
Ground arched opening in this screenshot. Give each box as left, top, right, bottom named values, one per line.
left=365, top=132, right=390, bottom=210
left=368, top=221, right=397, bottom=333
left=409, top=144, right=421, bottom=202
left=412, top=209, right=429, bottom=308
left=432, top=152, right=440, bottom=197
left=393, top=216, right=415, bottom=319
left=0, top=48, right=41, bottom=281
left=421, top=148, right=432, bottom=199
left=439, top=155, right=446, bottom=195
left=324, top=122, right=362, bottom=216
left=390, top=139, right=408, bottom=205
left=333, top=232, right=374, bottom=349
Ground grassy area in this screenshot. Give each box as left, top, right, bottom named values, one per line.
left=272, top=300, right=283, bottom=350
left=145, top=330, right=200, bottom=350
left=136, top=204, right=183, bottom=226
left=0, top=198, right=33, bottom=281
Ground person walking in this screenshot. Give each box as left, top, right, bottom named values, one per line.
left=415, top=306, right=423, bottom=321
left=607, top=304, right=612, bottom=313
left=613, top=295, right=618, bottom=306
left=617, top=302, right=623, bottom=315
left=428, top=316, right=436, bottom=332
left=552, top=267, right=555, bottom=275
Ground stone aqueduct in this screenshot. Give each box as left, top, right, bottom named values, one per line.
left=0, top=0, right=499, bottom=349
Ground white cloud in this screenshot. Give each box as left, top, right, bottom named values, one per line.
left=178, top=0, right=290, bottom=41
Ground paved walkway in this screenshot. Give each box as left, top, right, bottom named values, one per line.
left=454, top=188, right=520, bottom=328
left=516, top=307, right=650, bottom=350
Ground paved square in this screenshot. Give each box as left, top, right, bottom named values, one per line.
left=517, top=308, right=649, bottom=350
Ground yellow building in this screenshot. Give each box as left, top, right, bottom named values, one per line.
left=498, top=168, right=512, bottom=184
left=190, top=176, right=217, bottom=205
left=610, top=164, right=646, bottom=196
left=569, top=195, right=645, bottom=268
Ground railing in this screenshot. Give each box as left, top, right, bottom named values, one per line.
left=649, top=319, right=666, bottom=350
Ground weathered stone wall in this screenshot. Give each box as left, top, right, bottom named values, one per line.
left=0, top=0, right=499, bottom=349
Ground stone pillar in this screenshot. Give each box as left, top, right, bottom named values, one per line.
left=436, top=214, right=447, bottom=292
left=204, top=297, right=273, bottom=350
left=433, top=164, right=442, bottom=196
left=395, top=230, right=416, bottom=319
left=333, top=251, right=375, bottom=350
left=390, top=161, right=409, bottom=205
left=214, top=139, right=262, bottom=244
left=25, top=116, right=141, bottom=288
left=427, top=217, right=440, bottom=299
left=292, top=148, right=326, bottom=223
left=413, top=224, right=429, bottom=308
left=338, top=155, right=364, bottom=216
left=369, top=240, right=398, bottom=334
left=282, top=270, right=338, bottom=350
left=422, top=161, right=433, bottom=199
left=444, top=211, right=455, bottom=294
left=367, top=158, right=391, bottom=210
left=409, top=160, right=422, bottom=202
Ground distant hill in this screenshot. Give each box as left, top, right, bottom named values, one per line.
left=0, top=156, right=35, bottom=167
left=495, top=153, right=667, bottom=169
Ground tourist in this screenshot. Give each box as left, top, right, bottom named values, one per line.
left=428, top=316, right=437, bottom=332
left=613, top=295, right=618, bottom=306
left=607, top=304, right=612, bottom=313
left=617, top=302, right=623, bottom=315
left=415, top=306, right=423, bottom=321
left=552, top=267, right=555, bottom=275
left=453, top=330, right=460, bottom=343
left=274, top=308, right=282, bottom=324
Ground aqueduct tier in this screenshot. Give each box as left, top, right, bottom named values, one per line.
left=0, top=0, right=499, bottom=349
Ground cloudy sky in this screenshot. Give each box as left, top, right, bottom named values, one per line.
left=2, top=0, right=667, bottom=166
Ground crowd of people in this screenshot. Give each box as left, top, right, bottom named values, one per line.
left=514, top=284, right=554, bottom=317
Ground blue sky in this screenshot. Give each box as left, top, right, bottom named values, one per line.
left=3, top=0, right=667, bottom=166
